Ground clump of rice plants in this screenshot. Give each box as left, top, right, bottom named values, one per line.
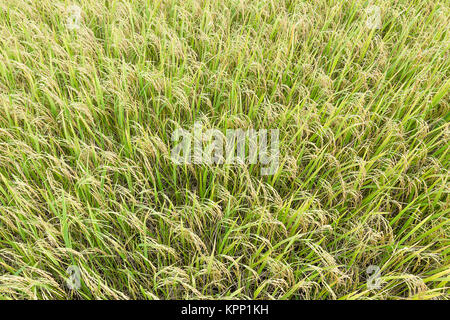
left=0, top=0, right=448, bottom=299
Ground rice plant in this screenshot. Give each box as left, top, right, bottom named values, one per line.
left=0, top=0, right=448, bottom=299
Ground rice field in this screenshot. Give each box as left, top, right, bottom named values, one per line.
left=0, top=0, right=448, bottom=300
